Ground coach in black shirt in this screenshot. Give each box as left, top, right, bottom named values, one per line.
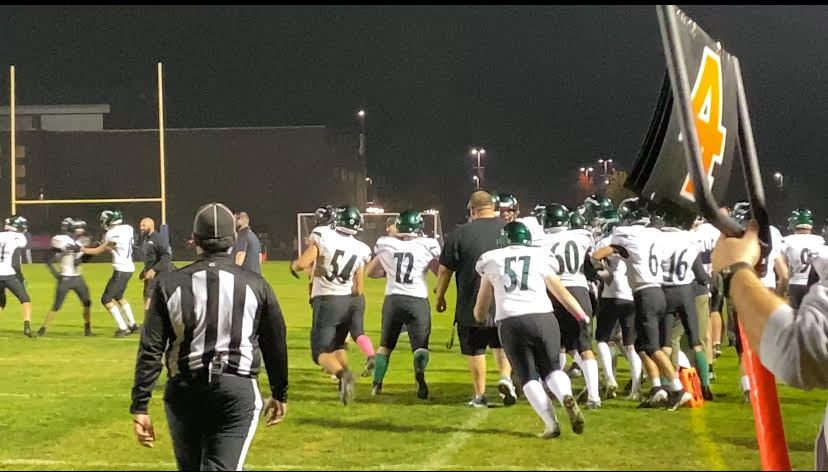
left=139, top=218, right=175, bottom=310
left=435, top=191, right=515, bottom=408
left=131, top=202, right=288, bottom=471
left=232, top=212, right=262, bottom=275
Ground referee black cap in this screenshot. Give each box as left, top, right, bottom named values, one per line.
left=193, top=202, right=236, bottom=240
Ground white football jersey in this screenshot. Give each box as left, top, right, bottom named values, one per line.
left=783, top=233, right=825, bottom=285
left=660, top=229, right=701, bottom=287
left=374, top=236, right=441, bottom=298
left=51, top=234, right=84, bottom=276
left=104, top=224, right=136, bottom=272
left=759, top=225, right=785, bottom=289
left=516, top=216, right=545, bottom=245
left=594, top=236, right=633, bottom=301
left=541, top=228, right=593, bottom=288
left=610, top=225, right=666, bottom=291
left=310, top=228, right=371, bottom=297
left=476, top=245, right=558, bottom=322
left=0, top=231, right=27, bottom=276
left=694, top=222, right=720, bottom=276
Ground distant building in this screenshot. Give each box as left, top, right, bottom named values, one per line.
left=0, top=105, right=367, bottom=259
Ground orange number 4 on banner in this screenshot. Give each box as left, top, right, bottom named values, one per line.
left=680, top=46, right=727, bottom=202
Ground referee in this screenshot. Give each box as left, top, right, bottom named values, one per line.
left=131, top=202, right=288, bottom=471
left=139, top=217, right=175, bottom=314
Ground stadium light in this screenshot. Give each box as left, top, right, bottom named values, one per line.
left=472, top=175, right=480, bottom=189
left=357, top=109, right=365, bottom=118
left=773, top=171, right=784, bottom=189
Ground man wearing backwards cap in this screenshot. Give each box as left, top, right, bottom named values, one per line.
left=130, top=203, right=289, bottom=471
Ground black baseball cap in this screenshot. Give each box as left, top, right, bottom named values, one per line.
left=193, top=203, right=236, bottom=240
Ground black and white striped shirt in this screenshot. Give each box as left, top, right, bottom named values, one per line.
left=131, top=253, right=288, bottom=414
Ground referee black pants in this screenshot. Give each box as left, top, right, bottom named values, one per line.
left=164, top=375, right=262, bottom=471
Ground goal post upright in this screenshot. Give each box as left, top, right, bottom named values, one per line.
left=9, top=65, right=16, bottom=215
left=8, top=64, right=169, bottom=239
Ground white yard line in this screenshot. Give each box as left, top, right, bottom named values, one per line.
left=422, top=407, right=491, bottom=471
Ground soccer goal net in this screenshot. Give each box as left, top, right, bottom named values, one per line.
left=296, top=211, right=443, bottom=258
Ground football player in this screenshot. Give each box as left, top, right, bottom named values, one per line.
left=34, top=218, right=94, bottom=337
left=516, top=204, right=546, bottom=245
left=659, top=215, right=713, bottom=400
left=475, top=221, right=587, bottom=438
left=0, top=215, right=33, bottom=336
left=782, top=209, right=825, bottom=309
left=496, top=193, right=519, bottom=223
left=541, top=204, right=602, bottom=409
left=592, top=213, right=642, bottom=400
left=364, top=210, right=440, bottom=399
left=290, top=205, right=373, bottom=404
left=82, top=210, right=139, bottom=337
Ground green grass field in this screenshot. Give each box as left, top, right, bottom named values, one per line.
left=0, top=261, right=824, bottom=471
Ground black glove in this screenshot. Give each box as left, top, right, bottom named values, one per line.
left=289, top=266, right=300, bottom=279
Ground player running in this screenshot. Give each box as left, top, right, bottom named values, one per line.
left=474, top=221, right=586, bottom=438
left=290, top=205, right=373, bottom=404
left=541, top=204, right=602, bottom=409
left=364, top=210, right=441, bottom=399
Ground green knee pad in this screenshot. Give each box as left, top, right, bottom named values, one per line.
left=413, top=348, right=429, bottom=374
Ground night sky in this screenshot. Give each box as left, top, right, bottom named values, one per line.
left=2, top=5, right=826, bottom=226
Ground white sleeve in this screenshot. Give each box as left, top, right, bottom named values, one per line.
left=539, top=253, right=557, bottom=278
left=308, top=230, right=324, bottom=250
left=428, top=239, right=442, bottom=259
left=759, top=282, right=828, bottom=390
left=475, top=254, right=489, bottom=278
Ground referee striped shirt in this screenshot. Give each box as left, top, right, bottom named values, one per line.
left=131, top=253, right=288, bottom=414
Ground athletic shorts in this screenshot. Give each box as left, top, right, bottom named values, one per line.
left=101, top=270, right=133, bottom=304
left=52, top=276, right=91, bottom=311
left=663, top=284, right=701, bottom=348
left=0, top=275, right=30, bottom=306
left=458, top=325, right=501, bottom=356
left=595, top=297, right=636, bottom=346
left=498, top=312, right=561, bottom=386
left=380, top=294, right=430, bottom=352
left=310, top=295, right=364, bottom=363
left=551, top=286, right=593, bottom=353
left=789, top=284, right=809, bottom=310
left=633, top=286, right=669, bottom=356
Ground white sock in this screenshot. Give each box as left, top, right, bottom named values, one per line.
left=121, top=303, right=136, bottom=327
left=677, top=350, right=692, bottom=369
left=597, top=342, right=617, bottom=386
left=740, top=375, right=751, bottom=392
left=584, top=359, right=600, bottom=403
left=523, top=380, right=557, bottom=429
left=627, top=348, right=642, bottom=394
left=544, top=370, right=573, bottom=404
left=109, top=306, right=127, bottom=330
left=574, top=352, right=583, bottom=368
left=559, top=352, right=567, bottom=370
left=670, top=377, right=684, bottom=392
